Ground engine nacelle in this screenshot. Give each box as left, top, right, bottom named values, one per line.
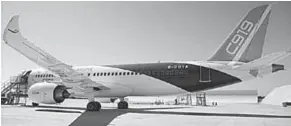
left=27, top=82, right=70, bottom=104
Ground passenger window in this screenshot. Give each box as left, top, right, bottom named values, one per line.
left=111, top=72, right=114, bottom=76
left=115, top=72, right=118, bottom=76
left=88, top=73, right=90, bottom=76
left=123, top=72, right=126, bottom=75
left=97, top=73, right=99, bottom=76
left=100, top=73, right=103, bottom=76
left=131, top=72, right=134, bottom=75
left=104, top=73, right=107, bottom=76
left=119, top=72, right=122, bottom=76
left=93, top=73, right=96, bottom=76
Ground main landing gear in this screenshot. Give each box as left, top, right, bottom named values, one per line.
left=85, top=97, right=129, bottom=111
left=117, top=97, right=128, bottom=109
left=86, top=95, right=101, bottom=111
left=86, top=101, right=101, bottom=111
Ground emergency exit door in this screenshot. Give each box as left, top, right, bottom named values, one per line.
left=199, top=66, right=211, bottom=82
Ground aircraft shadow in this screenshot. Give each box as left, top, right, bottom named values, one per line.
left=30, top=105, right=291, bottom=126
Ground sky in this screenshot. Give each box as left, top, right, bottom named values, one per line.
left=1, top=1, right=291, bottom=96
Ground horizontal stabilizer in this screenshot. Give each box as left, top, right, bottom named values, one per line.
left=236, top=48, right=291, bottom=70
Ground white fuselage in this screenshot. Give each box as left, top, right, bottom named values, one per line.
left=25, top=61, right=272, bottom=98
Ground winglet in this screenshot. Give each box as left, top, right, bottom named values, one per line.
left=3, top=15, right=22, bottom=42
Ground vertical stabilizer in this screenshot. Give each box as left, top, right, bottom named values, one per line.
left=208, top=4, right=272, bottom=62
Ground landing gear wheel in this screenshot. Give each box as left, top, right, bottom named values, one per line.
left=32, top=102, right=39, bottom=107
left=118, top=101, right=128, bottom=109
left=86, top=101, right=101, bottom=111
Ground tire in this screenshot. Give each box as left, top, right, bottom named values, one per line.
left=94, top=102, right=101, bottom=111
left=86, top=101, right=101, bottom=111
left=118, top=101, right=128, bottom=109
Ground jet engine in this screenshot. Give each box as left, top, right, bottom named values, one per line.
left=27, top=82, right=70, bottom=104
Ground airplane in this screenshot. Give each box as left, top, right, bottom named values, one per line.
left=2, top=4, right=291, bottom=111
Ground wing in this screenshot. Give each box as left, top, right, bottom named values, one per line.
left=235, top=48, right=291, bottom=70
left=2, top=15, right=109, bottom=90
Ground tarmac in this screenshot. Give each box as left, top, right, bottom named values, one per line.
left=1, top=99, right=291, bottom=126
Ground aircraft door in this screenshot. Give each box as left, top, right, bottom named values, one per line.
left=199, top=65, right=211, bottom=83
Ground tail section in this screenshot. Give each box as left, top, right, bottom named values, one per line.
left=208, top=4, right=272, bottom=63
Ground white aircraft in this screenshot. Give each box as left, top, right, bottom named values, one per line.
left=2, top=4, right=291, bottom=111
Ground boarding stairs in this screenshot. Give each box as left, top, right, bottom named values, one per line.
left=196, top=92, right=206, bottom=106
left=1, top=70, right=31, bottom=105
